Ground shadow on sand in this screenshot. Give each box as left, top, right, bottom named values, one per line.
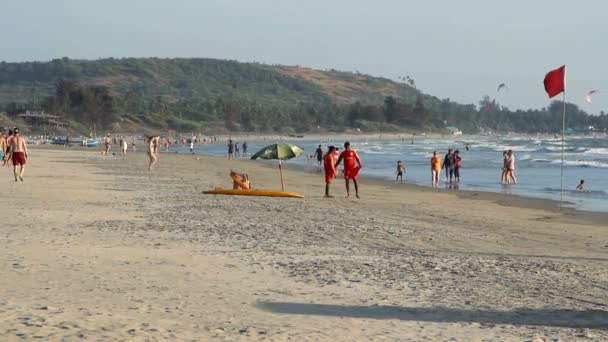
left=257, top=302, right=608, bottom=330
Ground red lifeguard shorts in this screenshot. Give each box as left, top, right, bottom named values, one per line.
left=325, top=171, right=336, bottom=183
left=343, top=167, right=360, bottom=180
left=12, top=152, right=26, bottom=166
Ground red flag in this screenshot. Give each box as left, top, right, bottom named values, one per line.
left=543, top=65, right=565, bottom=98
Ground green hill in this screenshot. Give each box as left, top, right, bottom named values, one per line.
left=1, top=58, right=606, bottom=134
left=0, top=57, right=418, bottom=107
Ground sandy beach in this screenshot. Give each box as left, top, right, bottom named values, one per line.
left=1, top=147, right=607, bottom=341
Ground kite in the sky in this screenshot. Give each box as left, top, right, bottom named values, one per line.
left=497, top=83, right=508, bottom=92
left=586, top=90, right=598, bottom=103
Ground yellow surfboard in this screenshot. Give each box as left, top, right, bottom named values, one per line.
left=204, top=188, right=304, bottom=198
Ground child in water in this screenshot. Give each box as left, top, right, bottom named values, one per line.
left=396, top=161, right=405, bottom=183
left=576, top=179, right=585, bottom=191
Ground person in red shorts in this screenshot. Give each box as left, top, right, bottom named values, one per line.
left=9, top=128, right=28, bottom=182
left=323, top=146, right=337, bottom=198
left=335, top=141, right=362, bottom=198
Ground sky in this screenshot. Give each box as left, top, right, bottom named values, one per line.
left=2, top=0, right=606, bottom=112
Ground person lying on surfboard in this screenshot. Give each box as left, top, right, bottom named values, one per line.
left=230, top=171, right=251, bottom=190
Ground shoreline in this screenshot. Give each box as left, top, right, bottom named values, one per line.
left=33, top=145, right=608, bottom=225
left=30, top=144, right=608, bottom=223
left=282, top=157, right=608, bottom=226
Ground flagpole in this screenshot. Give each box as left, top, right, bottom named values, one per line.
left=560, top=90, right=566, bottom=208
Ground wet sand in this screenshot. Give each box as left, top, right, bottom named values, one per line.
left=1, top=147, right=607, bottom=341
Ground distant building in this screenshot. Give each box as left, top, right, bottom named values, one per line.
left=446, top=126, right=463, bottom=136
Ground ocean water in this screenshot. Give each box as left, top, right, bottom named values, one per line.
left=172, top=135, right=608, bottom=212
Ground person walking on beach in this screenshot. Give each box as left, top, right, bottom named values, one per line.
left=189, top=138, right=195, bottom=154
left=103, top=133, right=111, bottom=156
left=442, top=149, right=455, bottom=183
left=315, top=144, right=323, bottom=170
left=431, top=151, right=442, bottom=188
left=120, top=137, right=128, bottom=156
left=9, top=128, right=28, bottom=182
left=147, top=136, right=160, bottom=171
left=228, top=139, right=235, bottom=160
left=323, top=146, right=337, bottom=198
left=501, top=151, right=509, bottom=184
left=396, top=161, right=405, bottom=183
left=4, top=129, right=14, bottom=167
left=506, top=150, right=517, bottom=184
left=235, top=142, right=240, bottom=157
left=335, top=141, right=362, bottom=198
left=242, top=141, right=248, bottom=156
left=454, top=150, right=462, bottom=182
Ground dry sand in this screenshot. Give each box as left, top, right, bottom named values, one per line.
left=1, top=147, right=607, bottom=341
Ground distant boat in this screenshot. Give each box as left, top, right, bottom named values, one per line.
left=86, top=139, right=100, bottom=147
left=51, top=137, right=100, bottom=147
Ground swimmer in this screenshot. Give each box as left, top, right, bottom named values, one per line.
left=576, top=179, right=585, bottom=191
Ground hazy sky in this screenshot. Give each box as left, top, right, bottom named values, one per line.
left=2, top=0, right=606, bottom=112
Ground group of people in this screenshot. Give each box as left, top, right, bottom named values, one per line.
left=322, top=142, right=362, bottom=198
left=227, top=140, right=248, bottom=160
left=501, top=150, right=517, bottom=184
left=0, top=127, right=29, bottom=182
left=430, top=149, right=463, bottom=188
left=102, top=133, right=130, bottom=156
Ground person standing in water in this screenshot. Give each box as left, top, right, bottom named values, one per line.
left=323, top=146, right=337, bottom=198
left=442, top=149, right=455, bottom=183
left=147, top=136, right=160, bottom=171
left=396, top=161, right=405, bottom=183
left=501, top=151, right=509, bottom=184
left=315, top=144, right=323, bottom=170
left=242, top=141, right=248, bottom=156
left=335, top=141, right=362, bottom=198
left=576, top=179, right=585, bottom=191
left=228, top=139, right=235, bottom=160
left=431, top=151, right=442, bottom=188
left=9, top=128, right=28, bottom=181
left=506, top=149, right=517, bottom=184
left=120, top=137, right=128, bottom=156
left=454, top=150, right=462, bottom=182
